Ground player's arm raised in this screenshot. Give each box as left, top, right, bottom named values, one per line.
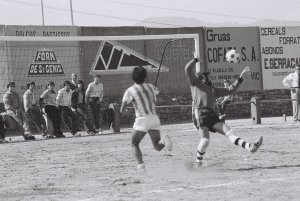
left=185, top=58, right=199, bottom=85
left=215, top=66, right=251, bottom=98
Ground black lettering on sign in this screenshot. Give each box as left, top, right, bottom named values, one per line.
left=207, top=47, right=236, bottom=63
left=261, top=47, right=283, bottom=55
left=28, top=64, right=64, bottom=75
left=251, top=72, right=260, bottom=80
left=251, top=47, right=257, bottom=61
left=279, top=36, right=300, bottom=44
left=206, top=30, right=230, bottom=42
left=35, top=50, right=57, bottom=62
left=260, top=27, right=286, bottom=36
left=15, top=30, right=36, bottom=36
left=264, top=57, right=300, bottom=69
left=241, top=47, right=247, bottom=61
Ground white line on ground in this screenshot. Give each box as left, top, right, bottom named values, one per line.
left=144, top=176, right=300, bottom=194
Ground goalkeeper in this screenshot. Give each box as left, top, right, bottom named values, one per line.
left=185, top=57, right=263, bottom=167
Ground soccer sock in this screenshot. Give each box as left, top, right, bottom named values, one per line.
left=227, top=135, right=251, bottom=150
left=196, top=138, right=210, bottom=162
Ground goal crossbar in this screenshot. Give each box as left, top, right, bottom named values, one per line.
left=0, top=34, right=199, bottom=42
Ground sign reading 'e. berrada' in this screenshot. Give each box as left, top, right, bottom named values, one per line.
left=28, top=49, right=64, bottom=76
left=260, top=26, right=300, bottom=89
left=204, top=27, right=262, bottom=91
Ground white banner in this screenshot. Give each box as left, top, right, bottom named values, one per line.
left=260, top=26, right=300, bottom=89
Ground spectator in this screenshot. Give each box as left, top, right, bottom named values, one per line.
left=70, top=73, right=78, bottom=91
left=71, top=80, right=97, bottom=135
left=40, top=81, right=65, bottom=138
left=85, top=75, right=104, bottom=133
left=23, top=81, right=51, bottom=138
left=3, top=81, right=35, bottom=140
left=0, top=115, right=7, bottom=143
left=216, top=79, right=234, bottom=122
left=283, top=65, right=300, bottom=121
left=56, top=81, right=80, bottom=136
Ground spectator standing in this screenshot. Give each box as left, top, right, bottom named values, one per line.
left=56, top=81, right=80, bottom=136
left=40, top=81, right=65, bottom=138
left=283, top=65, right=300, bottom=121
left=85, top=75, right=104, bottom=133
left=216, top=79, right=234, bottom=121
left=23, top=81, right=51, bottom=138
left=71, top=80, right=97, bottom=135
left=70, top=73, right=78, bottom=91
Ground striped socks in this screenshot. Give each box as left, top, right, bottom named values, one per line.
left=196, top=138, right=210, bottom=162
left=227, top=135, right=251, bottom=150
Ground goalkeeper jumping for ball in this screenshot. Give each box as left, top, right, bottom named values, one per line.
left=185, top=57, right=263, bottom=167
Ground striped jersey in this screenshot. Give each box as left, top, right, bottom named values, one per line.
left=122, top=83, right=159, bottom=117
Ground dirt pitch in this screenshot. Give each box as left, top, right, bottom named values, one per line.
left=0, top=116, right=300, bottom=201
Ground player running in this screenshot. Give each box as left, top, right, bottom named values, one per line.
left=120, top=66, right=172, bottom=172
left=185, top=57, right=263, bottom=167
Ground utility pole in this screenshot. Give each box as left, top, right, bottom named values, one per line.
left=69, top=0, right=74, bottom=26
left=41, top=0, right=45, bottom=26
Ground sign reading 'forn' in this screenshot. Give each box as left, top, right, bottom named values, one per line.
left=28, top=49, right=65, bottom=76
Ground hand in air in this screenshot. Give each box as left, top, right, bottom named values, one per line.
left=239, top=66, right=251, bottom=79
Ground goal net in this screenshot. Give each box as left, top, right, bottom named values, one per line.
left=0, top=34, right=200, bottom=109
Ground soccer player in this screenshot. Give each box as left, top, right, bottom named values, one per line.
left=120, top=66, right=172, bottom=172
left=56, top=81, right=79, bottom=136
left=71, top=80, right=97, bottom=135
left=185, top=57, right=263, bottom=167
left=3, top=81, right=35, bottom=140
left=23, top=81, right=50, bottom=138
left=283, top=65, right=300, bottom=121
left=85, top=75, right=104, bottom=133
left=40, top=81, right=65, bottom=138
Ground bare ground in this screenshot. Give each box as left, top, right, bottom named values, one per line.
left=0, top=116, right=300, bottom=201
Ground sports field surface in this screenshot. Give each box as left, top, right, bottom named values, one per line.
left=0, top=116, right=300, bottom=201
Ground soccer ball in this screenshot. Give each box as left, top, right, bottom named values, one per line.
left=225, top=49, right=240, bottom=63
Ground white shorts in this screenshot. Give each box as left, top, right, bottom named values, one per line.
left=133, top=114, right=160, bottom=132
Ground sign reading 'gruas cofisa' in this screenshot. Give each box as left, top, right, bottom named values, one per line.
left=204, top=27, right=262, bottom=91
left=28, top=49, right=64, bottom=76
left=260, top=26, right=300, bottom=89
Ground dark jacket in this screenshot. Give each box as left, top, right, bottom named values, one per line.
left=71, top=89, right=86, bottom=109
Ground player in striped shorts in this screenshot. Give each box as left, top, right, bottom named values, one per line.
left=185, top=57, right=263, bottom=167
left=120, top=66, right=173, bottom=172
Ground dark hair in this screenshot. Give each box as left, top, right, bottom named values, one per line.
left=26, top=81, right=35, bottom=89
left=93, top=74, right=100, bottom=79
left=132, top=66, right=147, bottom=84
left=77, top=80, right=85, bottom=90
left=7, top=81, right=15, bottom=89
left=47, top=81, right=55, bottom=86
left=63, top=80, right=71, bottom=86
